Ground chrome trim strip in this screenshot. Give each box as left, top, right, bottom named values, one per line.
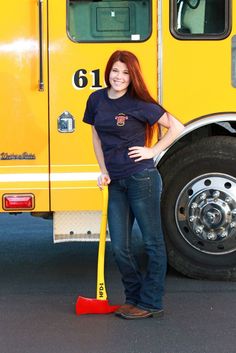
left=157, top=0, right=163, bottom=104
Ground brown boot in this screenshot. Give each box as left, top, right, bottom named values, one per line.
left=121, top=306, right=164, bottom=320
left=114, top=304, right=135, bottom=317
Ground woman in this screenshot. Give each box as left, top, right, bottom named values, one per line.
left=83, top=50, right=185, bottom=320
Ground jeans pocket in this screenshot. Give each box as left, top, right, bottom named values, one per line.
left=130, top=169, right=151, bottom=181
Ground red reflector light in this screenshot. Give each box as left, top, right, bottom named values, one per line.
left=3, top=194, right=35, bottom=210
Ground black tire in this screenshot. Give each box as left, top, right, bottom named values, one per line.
left=160, top=136, right=236, bottom=280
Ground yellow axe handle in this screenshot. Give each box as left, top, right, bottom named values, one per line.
left=96, top=185, right=108, bottom=300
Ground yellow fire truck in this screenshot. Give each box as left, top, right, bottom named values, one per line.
left=1, top=0, right=236, bottom=280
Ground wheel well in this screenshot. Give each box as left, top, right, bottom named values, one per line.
left=158, top=118, right=236, bottom=170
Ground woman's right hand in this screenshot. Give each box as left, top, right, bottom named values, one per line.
left=97, top=173, right=111, bottom=190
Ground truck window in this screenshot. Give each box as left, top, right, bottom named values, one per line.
left=171, top=0, right=231, bottom=39
left=67, top=0, right=151, bottom=42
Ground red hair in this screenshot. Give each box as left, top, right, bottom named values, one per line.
left=105, top=50, right=162, bottom=146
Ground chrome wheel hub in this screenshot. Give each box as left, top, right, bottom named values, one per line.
left=175, top=173, right=236, bottom=254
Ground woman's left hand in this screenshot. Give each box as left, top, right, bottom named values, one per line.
left=128, top=146, right=155, bottom=162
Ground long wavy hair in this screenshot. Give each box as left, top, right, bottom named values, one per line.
left=105, top=50, right=162, bottom=146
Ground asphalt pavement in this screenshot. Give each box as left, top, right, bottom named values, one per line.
left=0, top=213, right=236, bottom=353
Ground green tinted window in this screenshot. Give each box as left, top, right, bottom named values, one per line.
left=171, top=0, right=231, bottom=39
left=67, top=0, right=151, bottom=42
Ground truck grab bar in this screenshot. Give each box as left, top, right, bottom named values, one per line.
left=232, top=35, right=236, bottom=88
left=38, top=0, right=44, bottom=91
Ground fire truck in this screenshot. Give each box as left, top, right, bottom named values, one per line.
left=1, top=0, right=236, bottom=280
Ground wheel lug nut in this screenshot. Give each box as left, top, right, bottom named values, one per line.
left=230, top=222, right=236, bottom=228
left=189, top=216, right=196, bottom=223
left=232, top=209, right=236, bottom=217
left=220, top=231, right=227, bottom=238
left=195, top=226, right=204, bottom=234
left=191, top=202, right=198, bottom=209
left=200, top=193, right=207, bottom=200
left=213, top=191, right=220, bottom=200
left=225, top=196, right=232, bottom=203
left=207, top=232, right=217, bottom=240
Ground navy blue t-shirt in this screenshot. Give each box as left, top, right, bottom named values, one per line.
left=83, top=88, right=165, bottom=179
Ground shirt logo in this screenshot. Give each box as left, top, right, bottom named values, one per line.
left=115, top=113, right=128, bottom=127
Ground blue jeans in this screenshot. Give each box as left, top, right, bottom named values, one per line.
left=108, top=168, right=167, bottom=311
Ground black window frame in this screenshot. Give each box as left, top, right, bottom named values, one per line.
left=170, top=0, right=232, bottom=40
left=66, top=0, right=153, bottom=43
